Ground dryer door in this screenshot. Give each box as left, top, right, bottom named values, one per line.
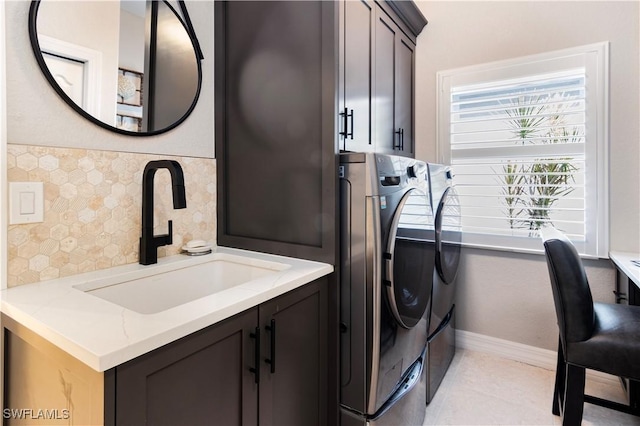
left=384, top=188, right=435, bottom=329
left=435, top=186, right=462, bottom=284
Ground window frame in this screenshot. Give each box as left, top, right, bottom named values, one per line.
left=436, top=42, right=609, bottom=258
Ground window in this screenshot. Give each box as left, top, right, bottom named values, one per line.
left=437, top=43, right=608, bottom=257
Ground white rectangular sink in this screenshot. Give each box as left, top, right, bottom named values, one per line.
left=74, top=254, right=289, bottom=314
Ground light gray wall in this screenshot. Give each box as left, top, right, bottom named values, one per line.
left=38, top=1, right=120, bottom=125
left=119, top=9, right=145, bottom=73
left=5, top=0, right=214, bottom=158
left=414, top=1, right=639, bottom=350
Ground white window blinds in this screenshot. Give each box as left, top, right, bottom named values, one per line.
left=437, top=43, right=609, bottom=256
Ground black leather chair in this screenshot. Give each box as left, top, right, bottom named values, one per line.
left=541, top=226, right=640, bottom=425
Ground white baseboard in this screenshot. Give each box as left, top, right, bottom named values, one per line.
left=456, top=329, right=620, bottom=386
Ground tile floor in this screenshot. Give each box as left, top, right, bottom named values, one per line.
left=423, top=349, right=640, bottom=426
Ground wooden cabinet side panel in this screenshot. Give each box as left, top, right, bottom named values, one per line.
left=2, top=315, right=104, bottom=426
left=258, top=278, right=328, bottom=426
left=114, top=309, right=258, bottom=426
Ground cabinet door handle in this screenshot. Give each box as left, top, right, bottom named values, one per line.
left=249, top=327, right=260, bottom=383
left=265, top=319, right=276, bottom=374
left=340, top=108, right=354, bottom=140
left=394, top=128, right=403, bottom=150
left=339, top=108, right=348, bottom=139
left=348, top=109, right=354, bottom=140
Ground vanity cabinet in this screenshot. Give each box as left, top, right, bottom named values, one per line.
left=111, top=308, right=258, bottom=425
left=3, top=278, right=327, bottom=426
left=111, top=277, right=328, bottom=426
left=258, top=280, right=327, bottom=425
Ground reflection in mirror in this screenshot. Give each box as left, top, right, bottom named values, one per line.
left=29, top=0, right=202, bottom=136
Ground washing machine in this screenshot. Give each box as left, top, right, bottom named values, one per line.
left=339, top=153, right=436, bottom=426
left=425, top=163, right=462, bottom=403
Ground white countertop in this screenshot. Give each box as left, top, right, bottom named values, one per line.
left=0, top=247, right=333, bottom=372
left=610, top=251, right=640, bottom=287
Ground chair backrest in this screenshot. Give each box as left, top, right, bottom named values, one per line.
left=540, top=227, right=595, bottom=346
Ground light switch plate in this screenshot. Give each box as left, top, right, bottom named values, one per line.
left=9, top=182, right=44, bottom=225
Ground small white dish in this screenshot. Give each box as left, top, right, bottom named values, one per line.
left=181, top=244, right=213, bottom=254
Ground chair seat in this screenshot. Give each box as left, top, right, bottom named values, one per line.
left=567, top=302, right=640, bottom=381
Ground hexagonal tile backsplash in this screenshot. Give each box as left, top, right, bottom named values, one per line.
left=7, top=144, right=216, bottom=287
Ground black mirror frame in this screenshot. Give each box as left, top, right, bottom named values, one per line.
left=28, top=0, right=204, bottom=137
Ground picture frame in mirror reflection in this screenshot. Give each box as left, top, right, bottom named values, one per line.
left=117, top=68, right=143, bottom=107
left=116, top=68, right=143, bottom=132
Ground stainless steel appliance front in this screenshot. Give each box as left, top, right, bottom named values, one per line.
left=339, top=153, right=434, bottom=425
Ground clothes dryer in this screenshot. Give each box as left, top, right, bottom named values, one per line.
left=339, top=153, right=436, bottom=426
left=426, top=164, right=461, bottom=403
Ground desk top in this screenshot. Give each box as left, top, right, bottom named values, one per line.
left=610, top=251, right=640, bottom=287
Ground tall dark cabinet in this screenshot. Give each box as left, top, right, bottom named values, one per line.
left=215, top=2, right=339, bottom=422
left=215, top=1, right=426, bottom=424
left=215, top=0, right=426, bottom=257
left=215, top=1, right=338, bottom=265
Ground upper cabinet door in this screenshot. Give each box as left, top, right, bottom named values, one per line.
left=395, top=34, right=416, bottom=157
left=373, top=8, right=397, bottom=156
left=340, top=0, right=374, bottom=152
left=373, top=6, right=416, bottom=158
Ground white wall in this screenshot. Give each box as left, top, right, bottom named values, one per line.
left=119, top=9, right=145, bottom=73
left=38, top=1, right=120, bottom=126
left=5, top=0, right=214, bottom=158
left=414, top=1, right=639, bottom=350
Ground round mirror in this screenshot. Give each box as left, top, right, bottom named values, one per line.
left=28, top=0, right=203, bottom=136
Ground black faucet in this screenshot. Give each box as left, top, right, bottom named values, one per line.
left=139, top=160, right=187, bottom=265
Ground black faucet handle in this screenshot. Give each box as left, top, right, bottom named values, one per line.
left=166, top=220, right=173, bottom=245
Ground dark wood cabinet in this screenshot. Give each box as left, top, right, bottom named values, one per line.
left=215, top=1, right=338, bottom=265
left=214, top=2, right=425, bottom=424
left=394, top=31, right=416, bottom=157
left=113, top=308, right=258, bottom=426
left=339, top=0, right=375, bottom=153
left=109, top=278, right=328, bottom=426
left=215, top=1, right=426, bottom=266
left=340, top=1, right=423, bottom=157
left=373, top=8, right=396, bottom=154
left=373, top=6, right=416, bottom=157
left=613, top=263, right=640, bottom=409
left=258, top=280, right=328, bottom=426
